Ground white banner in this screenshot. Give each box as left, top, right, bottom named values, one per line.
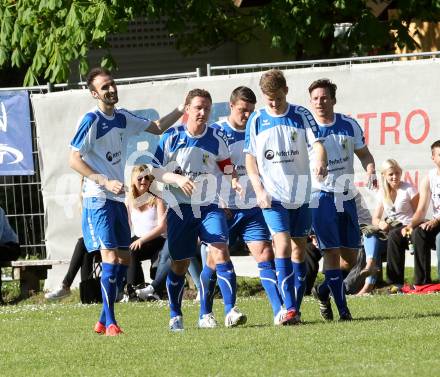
left=31, top=59, right=440, bottom=286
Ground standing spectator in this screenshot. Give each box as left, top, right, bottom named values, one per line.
left=245, top=69, right=327, bottom=323
left=0, top=207, right=20, bottom=304
left=308, top=78, right=377, bottom=321
left=152, top=88, right=246, bottom=331
left=402, top=140, right=440, bottom=285
left=69, top=67, right=183, bottom=336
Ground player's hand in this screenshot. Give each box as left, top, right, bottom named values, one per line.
left=256, top=189, right=271, bottom=209
left=129, top=239, right=143, bottom=251
left=104, top=179, right=125, bottom=194
left=313, top=160, right=328, bottom=182
left=366, top=172, right=378, bottom=190
left=232, top=177, right=243, bottom=198
left=175, top=175, right=196, bottom=196
left=420, top=219, right=438, bottom=231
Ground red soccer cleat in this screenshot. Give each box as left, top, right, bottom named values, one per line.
left=105, top=323, right=123, bottom=336
left=94, top=321, right=106, bottom=335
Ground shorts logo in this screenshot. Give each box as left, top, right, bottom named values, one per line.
left=264, top=150, right=274, bottom=160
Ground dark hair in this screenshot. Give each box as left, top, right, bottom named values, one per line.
left=230, top=86, right=256, bottom=104
left=431, top=140, right=440, bottom=151
left=308, top=78, right=337, bottom=99
left=86, top=67, right=112, bottom=91
left=185, top=89, right=212, bottom=105
left=259, top=69, right=287, bottom=94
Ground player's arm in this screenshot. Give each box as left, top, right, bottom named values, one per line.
left=311, top=141, right=328, bottom=180
left=245, top=153, right=271, bottom=208
left=146, top=104, right=185, bottom=135
left=217, top=158, right=242, bottom=195
left=150, top=167, right=195, bottom=196
left=69, top=150, right=124, bottom=194
left=354, top=146, right=377, bottom=189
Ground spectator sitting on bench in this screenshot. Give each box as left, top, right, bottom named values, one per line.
left=45, top=237, right=101, bottom=300
left=0, top=206, right=21, bottom=304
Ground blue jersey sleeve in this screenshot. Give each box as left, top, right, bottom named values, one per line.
left=70, top=112, right=98, bottom=155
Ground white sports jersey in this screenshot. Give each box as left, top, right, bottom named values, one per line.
left=214, top=120, right=255, bottom=209
left=428, top=168, right=440, bottom=218
left=244, top=104, right=320, bottom=207
left=309, top=113, right=365, bottom=194
left=70, top=107, right=151, bottom=201
left=153, top=123, right=231, bottom=205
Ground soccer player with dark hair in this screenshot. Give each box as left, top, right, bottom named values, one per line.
left=152, top=88, right=246, bottom=331
left=245, top=69, right=328, bottom=323
left=69, top=67, right=184, bottom=336
left=308, top=78, right=377, bottom=321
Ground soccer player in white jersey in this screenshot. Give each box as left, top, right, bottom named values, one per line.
left=152, top=88, right=246, bottom=331
left=203, top=86, right=290, bottom=326
left=307, top=78, right=377, bottom=321
left=402, top=140, right=440, bottom=284
left=245, top=69, right=328, bottom=322
left=69, top=67, right=184, bottom=336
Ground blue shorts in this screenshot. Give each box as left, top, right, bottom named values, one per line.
left=311, top=191, right=361, bottom=250
left=262, top=201, right=311, bottom=238
left=227, top=207, right=271, bottom=246
left=82, top=197, right=131, bottom=252
left=167, top=204, right=228, bottom=261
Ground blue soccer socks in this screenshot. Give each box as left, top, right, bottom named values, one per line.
left=325, top=269, right=349, bottom=316
left=166, top=269, right=185, bottom=318
left=258, top=261, right=283, bottom=315
left=199, top=265, right=217, bottom=317
left=292, top=261, right=307, bottom=312
left=100, top=262, right=118, bottom=326
left=216, top=261, right=237, bottom=315
left=116, top=264, right=128, bottom=298
left=275, top=258, right=296, bottom=311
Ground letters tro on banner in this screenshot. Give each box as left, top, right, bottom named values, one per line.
left=0, top=90, right=34, bottom=175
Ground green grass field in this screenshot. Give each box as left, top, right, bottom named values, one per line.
left=2, top=291, right=440, bottom=377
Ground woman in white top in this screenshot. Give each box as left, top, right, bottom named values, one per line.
left=373, top=159, right=419, bottom=288
left=126, top=165, right=166, bottom=293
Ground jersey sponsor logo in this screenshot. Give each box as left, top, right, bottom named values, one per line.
left=178, top=138, right=186, bottom=145
left=265, top=150, right=275, bottom=160
left=106, top=150, right=122, bottom=164
left=262, top=119, right=270, bottom=127
left=291, top=130, right=297, bottom=142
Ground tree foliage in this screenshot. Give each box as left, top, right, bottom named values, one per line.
left=0, top=0, right=439, bottom=86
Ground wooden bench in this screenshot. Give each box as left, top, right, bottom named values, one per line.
left=0, top=260, right=69, bottom=298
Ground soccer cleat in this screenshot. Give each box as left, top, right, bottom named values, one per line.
left=312, top=285, right=334, bottom=321
left=45, top=287, right=71, bottom=300
left=169, top=316, right=184, bottom=332
left=224, top=306, right=247, bottom=328
left=274, top=308, right=299, bottom=326
left=136, top=284, right=160, bottom=301
left=105, top=324, right=123, bottom=336
left=339, top=309, right=353, bottom=322
left=198, top=313, right=218, bottom=328
left=94, top=321, right=106, bottom=334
